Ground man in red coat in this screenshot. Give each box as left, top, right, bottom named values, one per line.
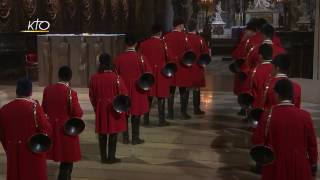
left=139, top=24, right=171, bottom=126
left=247, top=24, right=285, bottom=69
left=187, top=20, right=210, bottom=114
left=164, top=18, right=193, bottom=120
left=250, top=43, right=273, bottom=108
left=0, top=78, right=52, bottom=180
left=252, top=79, right=318, bottom=180
left=114, top=34, right=150, bottom=145
left=89, top=53, right=128, bottom=163
left=42, top=66, right=83, bottom=180
left=264, top=54, right=301, bottom=110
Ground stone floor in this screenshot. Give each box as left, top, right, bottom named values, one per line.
left=0, top=59, right=319, bottom=179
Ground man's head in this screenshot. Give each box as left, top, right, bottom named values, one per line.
left=151, top=23, right=163, bottom=36
left=16, top=78, right=32, bottom=97
left=261, top=24, right=275, bottom=40
left=98, top=53, right=112, bottom=71
left=256, top=18, right=268, bottom=31
left=274, top=79, right=294, bottom=102
left=187, top=19, right=197, bottom=32
left=58, top=66, right=72, bottom=82
left=173, top=17, right=185, bottom=31
left=246, top=18, right=258, bottom=32
left=125, top=33, right=137, bottom=48
left=272, top=54, right=290, bottom=74
left=259, top=43, right=273, bottom=61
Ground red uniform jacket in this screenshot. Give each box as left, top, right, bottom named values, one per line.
left=232, top=36, right=251, bottom=95
left=89, top=71, right=128, bottom=134
left=42, top=82, right=83, bottom=162
left=264, top=74, right=301, bottom=109
left=114, top=49, right=150, bottom=116
left=250, top=61, right=273, bottom=108
left=164, top=30, right=193, bottom=87
left=139, top=36, right=171, bottom=97
left=247, top=40, right=285, bottom=69
left=187, top=32, right=210, bottom=87
left=252, top=102, right=318, bottom=180
left=0, top=98, right=52, bottom=180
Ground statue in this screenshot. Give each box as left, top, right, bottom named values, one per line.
left=297, top=1, right=311, bottom=23
left=253, top=0, right=271, bottom=10
left=213, top=1, right=225, bottom=23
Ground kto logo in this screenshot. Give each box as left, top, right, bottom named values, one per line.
left=21, top=19, right=50, bottom=33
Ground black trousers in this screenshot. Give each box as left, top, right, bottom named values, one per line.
left=168, top=86, right=189, bottom=115
left=58, top=162, right=73, bottom=180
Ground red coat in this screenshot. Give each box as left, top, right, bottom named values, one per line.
left=114, top=50, right=150, bottom=116
left=247, top=41, right=285, bottom=69
left=164, top=31, right=193, bottom=87
left=252, top=103, right=318, bottom=180
left=139, top=36, right=171, bottom=97
left=0, top=98, right=52, bottom=180
left=250, top=62, right=273, bottom=108
left=42, top=82, right=83, bottom=162
left=89, top=71, right=128, bottom=134
left=264, top=74, right=301, bottom=110
left=187, top=33, right=209, bottom=87
left=232, top=36, right=251, bottom=95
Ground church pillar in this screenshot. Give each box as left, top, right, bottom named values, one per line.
left=313, top=0, right=320, bottom=79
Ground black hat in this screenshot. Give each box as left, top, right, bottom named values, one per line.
left=99, top=53, right=111, bottom=66
left=152, top=23, right=163, bottom=35
left=16, top=78, right=32, bottom=97
left=246, top=18, right=258, bottom=32
left=272, top=54, right=290, bottom=71
left=261, top=24, right=275, bottom=38
left=274, top=79, right=294, bottom=100
left=256, top=18, right=268, bottom=31
left=58, top=66, right=72, bottom=82
left=173, top=17, right=185, bottom=27
left=259, top=43, right=273, bottom=60
left=125, top=33, right=137, bottom=46
left=187, top=19, right=197, bottom=32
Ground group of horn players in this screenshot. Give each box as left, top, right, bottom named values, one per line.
left=0, top=17, right=211, bottom=180
left=230, top=18, right=318, bottom=179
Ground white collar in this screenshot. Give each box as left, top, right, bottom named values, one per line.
left=263, top=39, right=273, bottom=45
left=126, top=47, right=136, bottom=52
left=152, top=35, right=161, bottom=39
left=103, top=70, right=113, bottom=73
left=277, top=100, right=294, bottom=106
left=275, top=73, right=288, bottom=78
left=15, top=97, right=35, bottom=103
left=57, top=81, right=69, bottom=87
left=190, top=31, right=197, bottom=34
left=261, top=60, right=272, bottom=64
left=172, top=29, right=181, bottom=32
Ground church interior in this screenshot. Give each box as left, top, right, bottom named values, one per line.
left=0, top=0, right=320, bottom=179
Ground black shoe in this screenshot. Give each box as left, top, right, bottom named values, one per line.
left=237, top=108, right=246, bottom=116
left=122, top=135, right=130, bottom=144
left=158, top=120, right=170, bottom=127
left=181, top=112, right=191, bottom=120
left=106, top=157, right=122, bottom=164
left=194, top=109, right=205, bottom=115
left=132, top=138, right=145, bottom=145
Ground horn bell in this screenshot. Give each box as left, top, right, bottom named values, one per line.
left=64, top=118, right=86, bottom=136
left=113, top=95, right=131, bottom=113
left=198, top=53, right=211, bottom=67
left=162, top=62, right=177, bottom=77
left=27, top=133, right=52, bottom=153
left=137, top=72, right=155, bottom=91
left=181, top=51, right=196, bottom=67
left=250, top=145, right=274, bottom=165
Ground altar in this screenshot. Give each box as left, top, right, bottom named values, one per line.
left=37, top=34, right=125, bottom=87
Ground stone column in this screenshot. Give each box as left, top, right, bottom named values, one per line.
left=313, top=0, right=320, bottom=79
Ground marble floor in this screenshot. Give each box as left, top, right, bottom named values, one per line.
left=0, top=85, right=320, bottom=180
